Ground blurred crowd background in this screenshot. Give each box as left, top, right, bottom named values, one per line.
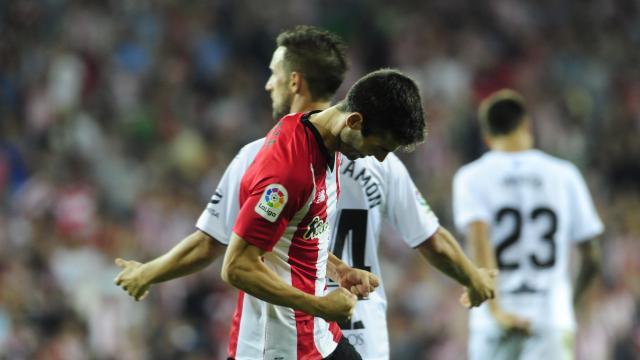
left=1, top=0, right=639, bottom=359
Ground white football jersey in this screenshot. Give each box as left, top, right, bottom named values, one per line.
left=453, top=149, right=604, bottom=332
left=197, top=138, right=440, bottom=360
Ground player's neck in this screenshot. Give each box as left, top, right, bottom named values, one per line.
left=306, top=106, right=343, bottom=153
left=490, top=131, right=533, bottom=152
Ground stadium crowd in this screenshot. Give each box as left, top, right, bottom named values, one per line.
left=0, top=0, right=638, bottom=358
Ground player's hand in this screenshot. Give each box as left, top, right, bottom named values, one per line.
left=460, top=268, right=497, bottom=308
left=492, top=309, right=531, bottom=335
left=317, top=288, right=357, bottom=321
left=114, top=258, right=151, bottom=301
left=338, top=268, right=380, bottom=299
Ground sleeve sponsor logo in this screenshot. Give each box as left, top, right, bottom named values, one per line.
left=210, top=189, right=223, bottom=205
left=254, top=184, right=288, bottom=222
left=206, top=189, right=223, bottom=217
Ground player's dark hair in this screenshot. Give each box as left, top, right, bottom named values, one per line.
left=479, top=90, right=527, bottom=136
left=338, top=69, right=425, bottom=149
left=276, top=25, right=348, bottom=101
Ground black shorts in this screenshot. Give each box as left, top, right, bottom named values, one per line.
left=324, top=336, right=362, bottom=360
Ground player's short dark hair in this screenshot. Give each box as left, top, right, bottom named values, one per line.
left=479, top=90, right=527, bottom=136
left=339, top=69, right=425, bottom=149
left=276, top=25, right=348, bottom=101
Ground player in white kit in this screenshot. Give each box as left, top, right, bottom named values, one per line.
left=115, top=26, right=496, bottom=359
left=453, top=90, right=603, bottom=360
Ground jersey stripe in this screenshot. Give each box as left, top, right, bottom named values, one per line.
left=289, top=167, right=323, bottom=359
left=267, top=196, right=313, bottom=359
left=329, top=322, right=341, bottom=342
left=228, top=291, right=244, bottom=358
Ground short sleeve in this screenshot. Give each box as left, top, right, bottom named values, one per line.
left=384, top=155, right=440, bottom=247
left=196, top=140, right=264, bottom=244
left=452, top=167, right=491, bottom=233
left=566, top=165, right=604, bottom=242
left=232, top=141, right=312, bottom=252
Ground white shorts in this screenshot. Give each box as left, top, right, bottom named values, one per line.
left=469, top=327, right=574, bottom=360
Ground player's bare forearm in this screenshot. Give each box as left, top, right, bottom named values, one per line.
left=327, top=252, right=349, bottom=283
left=417, top=226, right=478, bottom=287
left=418, top=225, right=496, bottom=308
left=466, top=221, right=501, bottom=313
left=143, top=230, right=225, bottom=284
left=222, top=233, right=322, bottom=315
left=222, top=233, right=357, bottom=321
left=115, top=230, right=224, bottom=300
left=573, top=238, right=601, bottom=306
left=465, top=221, right=528, bottom=334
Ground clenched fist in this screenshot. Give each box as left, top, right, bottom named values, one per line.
left=459, top=268, right=497, bottom=308
left=316, top=287, right=358, bottom=321
left=114, top=258, right=151, bottom=301
left=338, top=268, right=380, bottom=299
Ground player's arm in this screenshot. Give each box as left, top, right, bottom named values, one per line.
left=566, top=165, right=603, bottom=307
left=327, top=252, right=380, bottom=298
left=221, top=233, right=356, bottom=321
left=382, top=156, right=493, bottom=306
left=114, top=230, right=225, bottom=301
left=416, top=226, right=496, bottom=307
left=573, top=237, right=601, bottom=306
left=467, top=221, right=530, bottom=333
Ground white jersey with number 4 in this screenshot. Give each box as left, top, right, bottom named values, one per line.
left=197, top=138, right=440, bottom=360
left=453, top=149, right=604, bottom=333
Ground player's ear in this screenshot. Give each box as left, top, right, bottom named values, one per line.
left=345, top=112, right=363, bottom=130
left=289, top=72, right=302, bottom=94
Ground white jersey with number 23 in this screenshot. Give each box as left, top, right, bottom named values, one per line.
left=453, top=149, right=604, bottom=333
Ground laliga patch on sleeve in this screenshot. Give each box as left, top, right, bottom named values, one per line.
left=255, top=184, right=288, bottom=222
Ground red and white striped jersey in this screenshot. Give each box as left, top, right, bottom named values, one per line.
left=225, top=112, right=342, bottom=359
left=198, top=136, right=440, bottom=360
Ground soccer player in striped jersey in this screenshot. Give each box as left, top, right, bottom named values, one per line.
left=453, top=89, right=603, bottom=360
left=115, top=26, right=496, bottom=359
left=219, top=69, right=431, bottom=358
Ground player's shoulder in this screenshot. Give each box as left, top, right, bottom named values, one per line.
left=262, top=112, right=310, bottom=149
left=276, top=112, right=307, bottom=133
left=237, top=138, right=266, bottom=159
left=252, top=113, right=315, bottom=175
left=454, top=154, right=490, bottom=183
left=529, top=150, right=581, bottom=178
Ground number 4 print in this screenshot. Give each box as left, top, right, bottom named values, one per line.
left=332, top=209, right=370, bottom=272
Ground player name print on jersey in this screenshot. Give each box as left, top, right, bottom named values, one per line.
left=265, top=120, right=284, bottom=148
left=341, top=160, right=382, bottom=209
left=254, top=184, right=288, bottom=222
left=502, top=174, right=543, bottom=188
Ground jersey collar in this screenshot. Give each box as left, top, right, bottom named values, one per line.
left=301, top=110, right=335, bottom=171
